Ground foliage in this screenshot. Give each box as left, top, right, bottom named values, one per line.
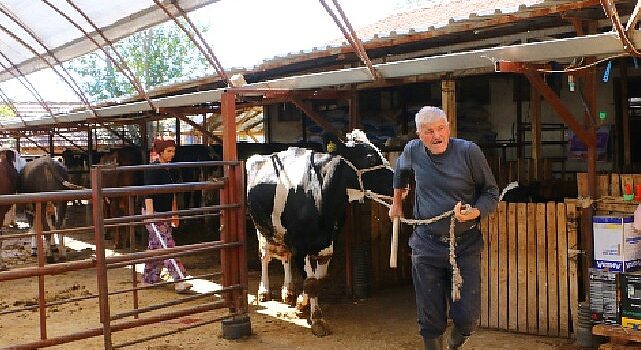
left=67, top=22, right=211, bottom=101
left=0, top=104, right=15, bottom=118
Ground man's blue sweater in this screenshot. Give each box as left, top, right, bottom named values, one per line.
left=393, top=138, right=499, bottom=257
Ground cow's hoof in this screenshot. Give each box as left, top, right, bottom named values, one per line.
left=282, top=293, right=297, bottom=306
left=258, top=291, right=271, bottom=302
left=311, top=319, right=331, bottom=337
left=296, top=303, right=310, bottom=320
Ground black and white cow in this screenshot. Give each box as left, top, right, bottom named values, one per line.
left=246, top=129, right=393, bottom=336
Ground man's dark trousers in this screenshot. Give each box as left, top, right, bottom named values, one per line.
left=412, top=250, right=481, bottom=339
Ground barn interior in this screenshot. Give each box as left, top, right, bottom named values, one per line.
left=0, top=0, right=640, bottom=348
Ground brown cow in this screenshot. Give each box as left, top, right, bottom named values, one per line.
left=0, top=150, right=18, bottom=228
left=98, top=146, right=142, bottom=249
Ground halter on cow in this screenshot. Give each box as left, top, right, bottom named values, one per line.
left=246, top=129, right=393, bottom=336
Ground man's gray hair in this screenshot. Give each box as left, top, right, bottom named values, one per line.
left=415, top=106, right=447, bottom=128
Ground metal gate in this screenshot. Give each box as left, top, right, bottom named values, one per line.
left=0, top=160, right=247, bottom=349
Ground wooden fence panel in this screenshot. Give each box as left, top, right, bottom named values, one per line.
left=611, top=174, right=621, bottom=197
left=478, top=201, right=577, bottom=337
left=498, top=201, right=508, bottom=329
left=527, top=203, right=538, bottom=334
left=490, top=208, right=499, bottom=328
left=480, top=214, right=490, bottom=327
left=508, top=203, right=518, bottom=331
left=557, top=204, right=569, bottom=337
left=536, top=203, right=548, bottom=335
left=547, top=202, right=559, bottom=337
left=567, top=203, right=579, bottom=335
left=517, top=203, right=528, bottom=333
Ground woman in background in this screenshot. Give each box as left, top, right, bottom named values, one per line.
left=141, top=139, right=192, bottom=293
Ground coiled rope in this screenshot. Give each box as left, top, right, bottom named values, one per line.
left=342, top=157, right=468, bottom=301
left=364, top=189, right=468, bottom=301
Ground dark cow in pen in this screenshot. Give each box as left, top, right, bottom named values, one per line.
left=20, top=156, right=71, bottom=262
left=0, top=149, right=20, bottom=229
left=246, top=129, right=393, bottom=336
left=98, top=146, right=142, bottom=249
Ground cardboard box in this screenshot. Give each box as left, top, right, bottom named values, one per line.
left=589, top=268, right=619, bottom=324
left=618, top=272, right=641, bottom=329
left=593, top=215, right=640, bottom=272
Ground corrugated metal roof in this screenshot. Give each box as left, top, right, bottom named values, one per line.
left=255, top=0, right=588, bottom=68
left=345, top=0, right=547, bottom=42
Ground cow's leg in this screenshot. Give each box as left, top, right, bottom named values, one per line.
left=281, top=254, right=296, bottom=305
left=30, top=233, right=37, bottom=257
left=44, top=203, right=58, bottom=262
left=257, top=234, right=272, bottom=302
left=302, top=244, right=333, bottom=337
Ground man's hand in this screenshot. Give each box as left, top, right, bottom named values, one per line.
left=454, top=201, right=480, bottom=222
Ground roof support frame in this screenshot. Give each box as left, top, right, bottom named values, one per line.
left=0, top=4, right=137, bottom=146
left=626, top=0, right=641, bottom=31
left=42, top=0, right=156, bottom=111
left=153, top=0, right=228, bottom=85
left=319, top=0, right=378, bottom=80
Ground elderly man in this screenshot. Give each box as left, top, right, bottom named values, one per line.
left=389, top=106, right=498, bottom=350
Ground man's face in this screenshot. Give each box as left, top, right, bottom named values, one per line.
left=159, top=146, right=176, bottom=163
left=417, top=119, right=450, bottom=155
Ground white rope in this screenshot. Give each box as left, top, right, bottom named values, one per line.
left=340, top=147, right=466, bottom=300
left=363, top=189, right=468, bottom=301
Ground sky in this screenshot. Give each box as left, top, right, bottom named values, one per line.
left=0, top=0, right=437, bottom=104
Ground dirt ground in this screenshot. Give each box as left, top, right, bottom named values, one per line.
left=0, top=205, right=583, bottom=350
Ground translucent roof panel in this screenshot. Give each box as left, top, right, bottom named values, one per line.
left=0, top=0, right=218, bottom=82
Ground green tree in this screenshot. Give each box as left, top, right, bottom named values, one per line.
left=0, top=104, right=15, bottom=118
left=68, top=22, right=211, bottom=102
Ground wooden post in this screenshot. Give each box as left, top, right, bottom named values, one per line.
left=441, top=78, right=457, bottom=137
left=202, top=113, right=209, bottom=145
left=516, top=75, right=523, bottom=159
left=620, top=59, right=631, bottom=172
left=530, top=81, right=541, bottom=181
left=175, top=116, right=181, bottom=146
left=349, top=92, right=360, bottom=131
left=49, top=131, right=55, bottom=157
left=221, top=91, right=237, bottom=311
left=139, top=120, right=148, bottom=164
left=87, top=127, right=93, bottom=167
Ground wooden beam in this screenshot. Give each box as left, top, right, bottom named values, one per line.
left=530, top=81, right=541, bottom=180
left=348, top=92, right=360, bottom=131
left=175, top=117, right=181, bottom=146
left=290, top=98, right=343, bottom=139
left=620, top=58, right=631, bottom=172
left=441, top=79, right=457, bottom=137
left=582, top=62, right=598, bottom=199
left=627, top=0, right=641, bottom=32
left=202, top=113, right=209, bottom=145
left=221, top=92, right=237, bottom=161
left=523, top=70, right=594, bottom=147
left=174, top=114, right=222, bottom=143
left=94, top=122, right=135, bottom=146
left=157, top=106, right=219, bottom=115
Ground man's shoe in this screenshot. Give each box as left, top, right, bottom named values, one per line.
left=175, top=282, right=194, bottom=294
left=424, top=336, right=442, bottom=350
left=448, top=327, right=469, bottom=350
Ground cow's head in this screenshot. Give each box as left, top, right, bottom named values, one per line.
left=324, top=130, right=393, bottom=197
